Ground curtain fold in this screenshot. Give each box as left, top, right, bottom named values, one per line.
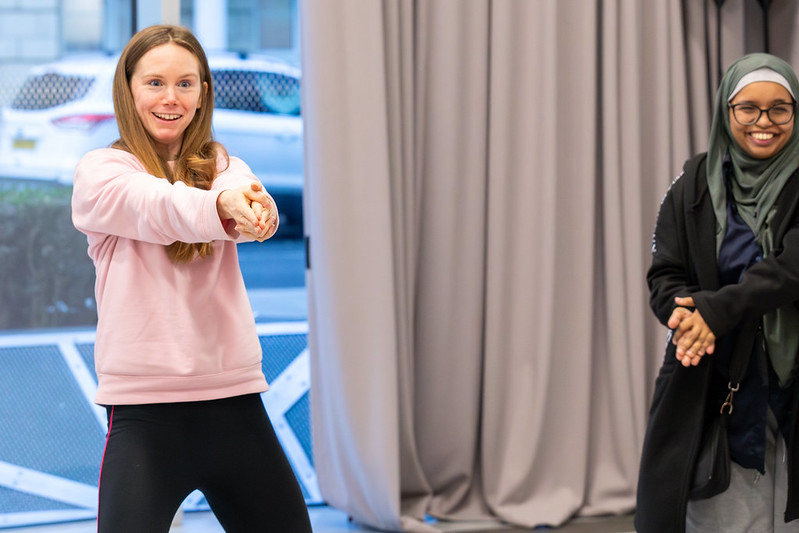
left=382, top=0, right=434, bottom=524
left=480, top=1, right=601, bottom=526
left=300, top=0, right=799, bottom=530
left=410, top=0, right=492, bottom=522
left=301, top=1, right=407, bottom=529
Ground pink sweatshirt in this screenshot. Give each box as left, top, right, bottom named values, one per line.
left=72, top=148, right=269, bottom=405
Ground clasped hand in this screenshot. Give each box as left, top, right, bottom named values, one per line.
left=667, top=296, right=716, bottom=367
left=216, top=182, right=278, bottom=242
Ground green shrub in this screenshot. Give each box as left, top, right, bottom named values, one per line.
left=0, top=183, right=97, bottom=330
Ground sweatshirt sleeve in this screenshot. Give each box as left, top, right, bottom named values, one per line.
left=71, top=148, right=230, bottom=245
left=212, top=155, right=262, bottom=191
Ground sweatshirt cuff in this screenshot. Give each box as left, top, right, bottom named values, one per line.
left=204, top=188, right=235, bottom=241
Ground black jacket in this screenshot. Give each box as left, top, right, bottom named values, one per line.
left=635, top=153, right=799, bottom=533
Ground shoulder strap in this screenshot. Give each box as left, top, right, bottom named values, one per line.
left=720, top=320, right=759, bottom=415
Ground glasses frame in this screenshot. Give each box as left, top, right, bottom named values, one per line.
left=728, top=101, right=796, bottom=126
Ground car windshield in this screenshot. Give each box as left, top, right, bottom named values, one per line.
left=213, top=69, right=300, bottom=115
left=11, top=73, right=95, bottom=110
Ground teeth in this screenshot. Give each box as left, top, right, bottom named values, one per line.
left=154, top=113, right=181, bottom=120
left=751, top=132, right=774, bottom=141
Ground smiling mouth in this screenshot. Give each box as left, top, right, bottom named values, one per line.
left=750, top=132, right=775, bottom=141
left=153, top=112, right=182, bottom=121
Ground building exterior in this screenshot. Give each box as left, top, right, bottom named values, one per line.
left=0, top=0, right=299, bottom=104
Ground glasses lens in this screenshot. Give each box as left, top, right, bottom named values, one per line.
left=733, top=105, right=760, bottom=125
left=768, top=104, right=794, bottom=125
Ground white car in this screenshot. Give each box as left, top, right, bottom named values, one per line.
left=0, top=53, right=304, bottom=235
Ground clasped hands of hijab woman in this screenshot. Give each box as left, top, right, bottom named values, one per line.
left=216, top=181, right=278, bottom=242
left=668, top=297, right=715, bottom=367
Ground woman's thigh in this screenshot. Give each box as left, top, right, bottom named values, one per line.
left=97, top=404, right=194, bottom=533
left=194, top=394, right=312, bottom=533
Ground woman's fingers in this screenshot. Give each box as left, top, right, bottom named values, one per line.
left=667, top=306, right=692, bottom=329
left=218, top=182, right=278, bottom=240
left=672, top=306, right=715, bottom=366
left=243, top=183, right=271, bottom=210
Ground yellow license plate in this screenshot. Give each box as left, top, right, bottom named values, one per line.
left=13, top=139, right=36, bottom=150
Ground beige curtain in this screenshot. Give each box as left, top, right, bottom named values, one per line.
left=300, top=0, right=799, bottom=530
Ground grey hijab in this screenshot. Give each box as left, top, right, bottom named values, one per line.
left=706, top=53, right=799, bottom=386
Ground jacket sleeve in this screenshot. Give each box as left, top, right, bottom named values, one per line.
left=72, top=148, right=232, bottom=245
left=647, top=173, right=704, bottom=326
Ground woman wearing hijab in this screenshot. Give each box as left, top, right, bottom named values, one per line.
left=636, top=54, right=799, bottom=532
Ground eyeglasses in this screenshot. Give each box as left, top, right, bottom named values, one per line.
left=729, top=102, right=796, bottom=126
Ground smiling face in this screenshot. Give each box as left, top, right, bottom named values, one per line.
left=130, top=43, right=207, bottom=160
left=728, top=81, right=795, bottom=159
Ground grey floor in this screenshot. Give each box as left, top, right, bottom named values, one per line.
left=10, top=506, right=635, bottom=532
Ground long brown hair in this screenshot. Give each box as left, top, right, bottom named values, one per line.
left=112, top=24, right=228, bottom=263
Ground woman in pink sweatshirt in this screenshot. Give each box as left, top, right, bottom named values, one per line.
left=71, top=24, right=312, bottom=532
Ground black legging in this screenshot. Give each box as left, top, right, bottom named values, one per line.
left=97, top=394, right=312, bottom=532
